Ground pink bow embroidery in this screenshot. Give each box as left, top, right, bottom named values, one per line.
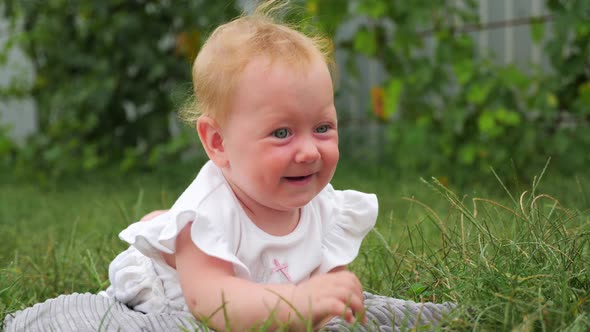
left=272, top=259, right=293, bottom=283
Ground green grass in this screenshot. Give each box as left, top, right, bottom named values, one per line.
left=1, top=161, right=589, bottom=331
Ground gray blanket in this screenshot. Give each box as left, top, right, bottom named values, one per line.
left=3, top=292, right=454, bottom=331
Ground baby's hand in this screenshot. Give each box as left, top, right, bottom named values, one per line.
left=292, top=270, right=365, bottom=328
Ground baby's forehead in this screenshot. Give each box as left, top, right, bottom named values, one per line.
left=232, top=57, right=332, bottom=106
left=240, top=53, right=328, bottom=79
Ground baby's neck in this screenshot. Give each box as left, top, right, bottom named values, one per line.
left=229, top=187, right=300, bottom=237
left=243, top=205, right=300, bottom=237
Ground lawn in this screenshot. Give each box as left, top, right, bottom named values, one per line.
left=1, top=160, right=589, bottom=331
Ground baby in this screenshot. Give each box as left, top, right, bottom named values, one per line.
left=102, top=1, right=378, bottom=330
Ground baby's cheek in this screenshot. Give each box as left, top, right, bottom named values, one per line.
left=323, top=143, right=339, bottom=167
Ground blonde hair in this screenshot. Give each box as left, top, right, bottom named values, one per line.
left=179, top=0, right=334, bottom=126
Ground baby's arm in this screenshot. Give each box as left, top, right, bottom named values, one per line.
left=140, top=210, right=168, bottom=221
left=175, top=224, right=364, bottom=330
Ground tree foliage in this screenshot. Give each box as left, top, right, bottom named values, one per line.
left=1, top=0, right=238, bottom=181
left=308, top=0, right=589, bottom=183
left=1, top=0, right=589, bottom=183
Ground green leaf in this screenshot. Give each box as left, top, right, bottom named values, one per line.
left=353, top=28, right=377, bottom=56
left=453, top=59, right=474, bottom=85
left=546, top=93, right=558, bottom=108
left=459, top=144, right=477, bottom=165
left=357, top=1, right=387, bottom=18
left=384, top=79, right=403, bottom=118
left=575, top=22, right=590, bottom=38
left=499, top=66, right=528, bottom=89
left=416, top=115, right=431, bottom=128
left=42, top=146, right=62, bottom=162
left=478, top=110, right=504, bottom=138
left=409, top=283, right=427, bottom=295
left=478, top=111, right=495, bottom=133
left=467, top=81, right=494, bottom=105
left=496, top=108, right=521, bottom=126
left=577, top=82, right=590, bottom=105
left=0, top=136, right=14, bottom=155
left=530, top=21, right=545, bottom=44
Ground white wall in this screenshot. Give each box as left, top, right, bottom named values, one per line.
left=0, top=11, right=37, bottom=145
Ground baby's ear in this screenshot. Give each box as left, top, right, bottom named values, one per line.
left=197, top=116, right=228, bottom=168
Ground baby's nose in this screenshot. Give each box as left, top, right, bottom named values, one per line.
left=294, top=138, right=320, bottom=163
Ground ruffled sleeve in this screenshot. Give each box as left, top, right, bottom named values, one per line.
left=117, top=161, right=250, bottom=278
left=119, top=207, right=250, bottom=278
left=316, top=185, right=378, bottom=273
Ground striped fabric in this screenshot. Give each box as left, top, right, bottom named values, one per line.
left=3, top=292, right=454, bottom=331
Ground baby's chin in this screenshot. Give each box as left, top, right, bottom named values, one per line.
left=276, top=196, right=318, bottom=211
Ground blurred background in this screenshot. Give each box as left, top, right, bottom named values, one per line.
left=1, top=0, right=589, bottom=187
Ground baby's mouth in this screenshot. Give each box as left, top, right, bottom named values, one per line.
left=284, top=174, right=313, bottom=182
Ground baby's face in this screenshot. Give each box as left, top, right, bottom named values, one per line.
left=219, top=55, right=339, bottom=212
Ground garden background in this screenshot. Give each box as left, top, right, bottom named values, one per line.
left=1, top=0, right=589, bottom=330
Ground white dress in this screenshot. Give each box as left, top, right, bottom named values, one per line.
left=100, top=161, right=378, bottom=313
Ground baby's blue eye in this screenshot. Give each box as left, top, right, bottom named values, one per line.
left=315, top=125, right=330, bottom=133
left=272, top=128, right=290, bottom=139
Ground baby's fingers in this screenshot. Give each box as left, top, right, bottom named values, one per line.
left=331, top=271, right=364, bottom=298
left=339, top=291, right=365, bottom=323
left=354, top=306, right=368, bottom=324
left=343, top=308, right=354, bottom=323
